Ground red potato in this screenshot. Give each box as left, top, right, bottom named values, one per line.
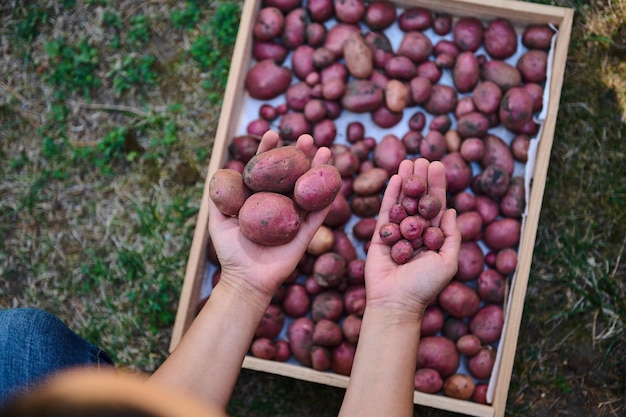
left=313, top=47, right=336, bottom=69
left=346, top=258, right=365, bottom=285
left=417, top=336, right=460, bottom=378
left=523, top=83, right=544, bottom=112
left=351, top=195, right=382, bottom=218
left=423, top=227, right=445, bottom=251
left=453, top=51, right=480, bottom=93
left=303, top=99, right=326, bottom=122
left=311, top=290, right=344, bottom=322
left=294, top=164, right=342, bottom=212
left=333, top=230, right=358, bottom=263
left=456, top=334, right=482, bottom=357
left=344, top=33, right=374, bottom=79
left=250, top=338, right=276, bottom=360
left=460, top=138, right=485, bottom=163
left=500, top=176, right=526, bottom=218
left=374, top=134, right=406, bottom=174
left=400, top=215, right=426, bottom=240
left=456, top=210, right=483, bottom=242
left=342, top=313, right=362, bottom=344
left=434, top=39, right=460, bottom=59
left=341, top=80, right=384, bottom=113
left=209, top=169, right=250, bottom=217
left=332, top=146, right=359, bottom=176
left=433, top=13, right=453, bottom=35
left=398, top=6, right=432, bottom=31
left=453, top=17, right=484, bottom=52
left=414, top=368, right=444, bottom=394
left=479, top=164, right=511, bottom=198
left=334, top=0, right=365, bottom=23
left=239, top=192, right=302, bottom=246
left=388, top=203, right=408, bottom=224
left=439, top=281, right=481, bottom=318
left=229, top=135, right=259, bottom=164
left=500, top=86, right=534, bottom=132
left=402, top=174, right=427, bottom=197
left=364, top=32, right=394, bottom=69
left=282, top=283, right=311, bottom=318
left=252, top=40, right=289, bottom=64
left=291, top=45, right=316, bottom=80
left=477, top=268, right=507, bottom=303
left=390, top=239, right=414, bottom=264
left=324, top=23, right=361, bottom=59
left=442, top=317, right=469, bottom=342
left=307, top=0, right=334, bottom=22
left=384, top=55, right=417, bottom=80
left=286, top=81, right=313, bottom=111
left=243, top=146, right=310, bottom=194
left=418, top=194, right=442, bottom=220
left=288, top=317, right=315, bottom=366
left=517, top=49, right=549, bottom=83
left=456, top=241, right=485, bottom=282
left=424, top=84, right=458, bottom=115
left=346, top=121, right=365, bottom=143
left=471, top=303, right=506, bottom=343
left=371, top=105, right=403, bottom=129
left=429, top=114, right=452, bottom=133
left=451, top=191, right=476, bottom=213
left=379, top=222, right=402, bottom=245
left=408, top=77, right=431, bottom=106
left=475, top=195, right=500, bottom=224
left=312, top=319, right=343, bottom=346
left=364, top=0, right=397, bottom=30
left=321, top=61, right=349, bottom=83
left=247, top=118, right=270, bottom=137
left=495, top=247, right=518, bottom=275
left=443, top=374, right=476, bottom=400
left=398, top=31, right=433, bottom=64
left=473, top=384, right=489, bottom=404
left=352, top=167, right=389, bottom=196
left=245, top=59, right=292, bottom=100
left=353, top=217, right=378, bottom=241
left=420, top=130, right=447, bottom=162
left=481, top=134, right=515, bottom=175
left=468, top=345, right=497, bottom=380
left=324, top=193, right=352, bottom=228
left=264, top=0, right=300, bottom=12
left=274, top=340, right=291, bottom=362
left=344, top=284, right=366, bottom=316
left=310, top=345, right=332, bottom=371
left=435, top=52, right=456, bottom=68
left=306, top=22, right=326, bottom=46
left=457, top=112, right=489, bottom=139
left=255, top=304, right=285, bottom=339
left=480, top=60, right=522, bottom=91
left=331, top=341, right=357, bottom=376
left=421, top=305, right=445, bottom=337
left=522, top=24, right=555, bottom=50
left=483, top=218, right=521, bottom=250
left=279, top=112, right=312, bottom=142
left=484, top=18, right=518, bottom=59
left=455, top=97, right=477, bottom=119
left=313, top=252, right=347, bottom=288
left=417, top=60, right=442, bottom=84
left=253, top=7, right=285, bottom=41
left=321, top=78, right=346, bottom=101
left=282, top=7, right=308, bottom=49
left=305, top=275, right=323, bottom=295
left=472, top=81, right=503, bottom=114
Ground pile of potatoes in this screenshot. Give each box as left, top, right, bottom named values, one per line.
left=204, top=0, right=558, bottom=404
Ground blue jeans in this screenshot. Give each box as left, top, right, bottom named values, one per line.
left=0, top=308, right=114, bottom=405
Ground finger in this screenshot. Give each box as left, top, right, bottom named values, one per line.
left=412, top=157, right=429, bottom=179
left=256, top=130, right=280, bottom=154
left=310, top=145, right=331, bottom=167
left=438, top=209, right=462, bottom=271
left=426, top=161, right=447, bottom=226
left=295, top=133, right=314, bottom=158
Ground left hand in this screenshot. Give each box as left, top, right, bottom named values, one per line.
left=208, top=130, right=332, bottom=305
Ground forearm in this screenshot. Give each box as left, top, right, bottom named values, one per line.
left=338, top=307, right=422, bottom=417
left=148, top=280, right=270, bottom=410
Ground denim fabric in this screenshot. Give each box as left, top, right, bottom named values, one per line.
left=0, top=308, right=114, bottom=405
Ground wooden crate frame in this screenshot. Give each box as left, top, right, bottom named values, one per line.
left=169, top=1, right=573, bottom=416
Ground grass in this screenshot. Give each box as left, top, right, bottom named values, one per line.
left=1, top=0, right=625, bottom=416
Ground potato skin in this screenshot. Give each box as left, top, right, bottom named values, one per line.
left=483, top=218, right=521, bottom=250
left=288, top=317, right=315, bottom=367
left=243, top=146, right=311, bottom=194
left=438, top=281, right=481, bottom=318
left=484, top=18, right=518, bottom=59
left=293, top=164, right=342, bottom=212
left=341, top=80, right=384, bottom=113
left=417, top=336, right=460, bottom=378
left=239, top=192, right=302, bottom=246
left=209, top=169, right=250, bottom=216
left=245, top=59, right=292, bottom=100
left=414, top=368, right=444, bottom=394
left=343, top=33, right=374, bottom=79
left=443, top=374, right=475, bottom=400
left=470, top=304, right=505, bottom=344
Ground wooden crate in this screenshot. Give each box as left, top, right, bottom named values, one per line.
left=170, top=1, right=573, bottom=416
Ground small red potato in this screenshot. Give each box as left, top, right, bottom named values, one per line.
left=310, top=345, right=332, bottom=371
left=517, top=49, right=549, bottom=84
left=423, top=227, right=445, bottom=251
left=429, top=114, right=452, bottom=133
left=252, top=40, right=289, bottom=64
left=286, top=81, right=313, bottom=111
left=313, top=253, right=347, bottom=288
left=288, top=317, right=315, bottom=366
left=312, top=319, right=343, bottom=346
left=344, top=284, right=366, bottom=316
left=499, top=86, right=534, bottom=132
left=250, top=338, right=277, bottom=360
left=522, top=24, right=555, bottom=50
left=417, top=336, right=460, bottom=378
left=282, top=283, right=311, bottom=318
left=469, top=304, right=505, bottom=344
left=442, top=317, right=469, bottom=342
left=418, top=194, right=442, bottom=220
left=333, top=230, right=358, bottom=263
left=346, top=259, right=365, bottom=285
left=477, top=268, right=507, bottom=304
left=457, top=112, right=490, bottom=138
left=451, top=191, right=476, bottom=213
left=496, top=247, right=519, bottom=275
left=484, top=18, right=518, bottom=59
left=306, top=22, right=326, bottom=46
left=364, top=32, right=394, bottom=69
left=453, top=51, right=480, bottom=93
left=311, top=289, right=344, bottom=322
left=264, top=0, right=300, bottom=12
left=390, top=239, right=414, bottom=264
left=420, top=130, right=447, bottom=162
left=331, top=341, right=357, bottom=376
left=341, top=80, right=384, bottom=113
left=253, top=7, right=285, bottom=41
left=472, top=81, right=503, bottom=114
left=475, top=195, right=500, bottom=224
left=409, top=76, right=432, bottom=105
left=388, top=203, right=408, bottom=224
left=364, top=0, right=397, bottom=30
left=433, top=13, right=452, bottom=35
left=352, top=217, right=378, bottom=241
left=421, top=305, right=445, bottom=337
left=324, top=23, right=361, bottom=59
left=453, top=17, right=484, bottom=52
left=379, top=222, right=402, bottom=245
left=255, top=304, right=285, bottom=339
left=398, top=31, right=433, bottom=63
left=324, top=193, right=352, bottom=228
left=229, top=135, right=259, bottom=164
left=460, top=138, right=485, bottom=163
left=402, top=174, right=427, bottom=198
left=384, top=55, right=417, bottom=80
left=456, top=334, right=482, bottom=357
left=400, top=215, right=426, bottom=240
left=500, top=176, right=526, bottom=218
left=243, top=146, right=311, bottom=194
left=467, top=345, right=497, bottom=380
left=456, top=210, right=483, bottom=242
left=294, top=164, right=342, bottom=212
left=438, top=281, right=481, bottom=318
left=279, top=112, right=313, bottom=142
left=443, top=374, right=476, bottom=400
left=473, top=384, right=489, bottom=404
left=209, top=169, right=250, bottom=217
left=342, top=314, right=362, bottom=344
left=274, top=340, right=291, bottom=362
left=511, top=134, right=531, bottom=163
left=455, top=97, right=477, bottom=119
left=334, top=0, right=365, bottom=23
left=291, top=45, right=316, bottom=80
left=481, top=134, right=515, bottom=175
left=245, top=59, right=292, bottom=100
left=282, top=7, right=308, bottom=49
left=353, top=167, right=389, bottom=196
left=456, top=241, right=485, bottom=282
left=374, top=134, right=407, bottom=174
left=414, top=368, right=443, bottom=394
left=306, top=0, right=334, bottom=22
left=398, top=6, right=432, bottom=31
left=479, top=164, right=511, bottom=198
left=480, top=60, right=522, bottom=92
left=424, top=84, right=458, bottom=115
left=247, top=118, right=271, bottom=137
left=239, top=192, right=302, bottom=246
left=483, top=218, right=521, bottom=250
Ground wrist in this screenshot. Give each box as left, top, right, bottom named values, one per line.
left=362, top=300, right=427, bottom=327
left=211, top=274, right=273, bottom=313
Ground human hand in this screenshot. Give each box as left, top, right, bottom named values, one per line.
left=364, top=158, right=462, bottom=321
left=207, top=130, right=332, bottom=306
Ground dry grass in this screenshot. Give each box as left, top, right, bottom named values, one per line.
left=1, top=0, right=625, bottom=416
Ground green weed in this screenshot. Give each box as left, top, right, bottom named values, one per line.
left=108, top=53, right=158, bottom=95
left=171, top=1, right=202, bottom=30
left=43, top=38, right=101, bottom=97
left=127, top=14, right=151, bottom=47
